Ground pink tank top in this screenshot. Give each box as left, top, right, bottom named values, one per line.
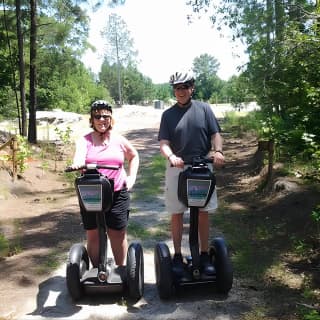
left=84, top=133, right=127, bottom=191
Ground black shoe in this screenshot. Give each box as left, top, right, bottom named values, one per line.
left=172, top=253, right=185, bottom=277
left=200, top=252, right=215, bottom=276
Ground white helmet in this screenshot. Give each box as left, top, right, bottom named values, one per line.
left=169, top=71, right=195, bottom=86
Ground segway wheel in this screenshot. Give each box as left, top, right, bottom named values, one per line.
left=126, top=242, right=144, bottom=300
left=66, top=243, right=89, bottom=301
left=210, top=237, right=233, bottom=294
left=154, top=242, right=173, bottom=299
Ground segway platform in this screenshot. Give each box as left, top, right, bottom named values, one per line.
left=82, top=266, right=124, bottom=294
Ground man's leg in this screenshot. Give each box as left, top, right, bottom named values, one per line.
left=171, top=213, right=183, bottom=254
left=171, top=213, right=185, bottom=276
left=199, top=211, right=215, bottom=275
left=199, top=211, right=209, bottom=252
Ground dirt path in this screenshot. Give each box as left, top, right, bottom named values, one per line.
left=1, top=106, right=317, bottom=319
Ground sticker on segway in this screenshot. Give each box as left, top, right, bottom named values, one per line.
left=77, top=184, right=102, bottom=211
left=187, top=179, right=212, bottom=207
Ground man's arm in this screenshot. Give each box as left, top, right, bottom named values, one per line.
left=160, top=139, right=174, bottom=160
left=211, top=133, right=224, bottom=167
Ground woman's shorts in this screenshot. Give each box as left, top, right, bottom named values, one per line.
left=80, top=188, right=130, bottom=231
left=165, top=162, right=218, bottom=214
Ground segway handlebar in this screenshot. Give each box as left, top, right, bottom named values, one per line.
left=65, top=163, right=120, bottom=172
left=182, top=156, right=213, bottom=166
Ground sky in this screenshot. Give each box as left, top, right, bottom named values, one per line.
left=81, top=0, right=248, bottom=84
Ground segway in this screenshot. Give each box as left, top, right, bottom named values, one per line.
left=65, top=164, right=144, bottom=301
left=154, top=157, right=233, bottom=299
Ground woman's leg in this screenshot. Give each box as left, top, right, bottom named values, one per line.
left=108, top=228, right=128, bottom=266
left=86, top=229, right=99, bottom=267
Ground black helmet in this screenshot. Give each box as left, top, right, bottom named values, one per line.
left=169, top=71, right=195, bottom=86
left=91, top=100, right=112, bottom=113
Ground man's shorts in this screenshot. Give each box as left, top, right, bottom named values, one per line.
left=80, top=188, right=130, bottom=230
left=165, top=162, right=218, bottom=214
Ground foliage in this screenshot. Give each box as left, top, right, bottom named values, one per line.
left=300, top=309, right=320, bottom=320
left=187, top=0, right=320, bottom=183
left=0, top=233, right=9, bottom=258
left=311, top=205, right=320, bottom=240
left=102, top=13, right=138, bottom=67
left=192, top=54, right=223, bottom=102
left=223, top=110, right=262, bottom=137
left=14, top=135, right=32, bottom=173
left=54, top=126, right=72, bottom=145
left=222, top=73, right=255, bottom=107
left=37, top=49, right=111, bottom=113
left=99, top=61, right=157, bottom=105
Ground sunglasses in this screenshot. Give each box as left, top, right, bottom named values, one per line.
left=174, top=85, right=191, bottom=91
left=93, top=114, right=112, bottom=120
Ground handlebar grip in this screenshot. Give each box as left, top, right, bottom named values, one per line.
left=64, top=164, right=120, bottom=172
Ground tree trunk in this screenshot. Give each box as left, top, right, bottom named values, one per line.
left=15, top=0, right=27, bottom=137
left=266, top=140, right=275, bottom=191
left=115, top=31, right=122, bottom=106
left=28, top=0, right=37, bottom=143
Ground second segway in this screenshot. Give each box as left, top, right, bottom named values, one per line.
left=154, top=157, right=233, bottom=299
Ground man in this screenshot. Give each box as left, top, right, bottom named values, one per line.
left=158, top=71, right=225, bottom=276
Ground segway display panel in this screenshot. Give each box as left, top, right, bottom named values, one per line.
left=77, top=184, right=103, bottom=212
left=178, top=164, right=216, bottom=208
left=75, top=172, right=114, bottom=213
left=186, top=179, right=212, bottom=207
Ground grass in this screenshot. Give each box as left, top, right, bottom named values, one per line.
left=128, top=153, right=170, bottom=241
left=128, top=220, right=170, bottom=241
left=36, top=247, right=68, bottom=275
left=213, top=192, right=319, bottom=319
left=133, top=154, right=166, bottom=200
left=0, top=233, right=9, bottom=258
left=0, top=220, right=23, bottom=259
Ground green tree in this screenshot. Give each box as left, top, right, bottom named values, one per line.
left=187, top=0, right=320, bottom=148
left=101, top=13, right=138, bottom=105
left=223, top=74, right=253, bottom=108
left=192, top=54, right=222, bottom=102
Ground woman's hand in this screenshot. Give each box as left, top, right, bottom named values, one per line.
left=126, top=175, right=136, bottom=191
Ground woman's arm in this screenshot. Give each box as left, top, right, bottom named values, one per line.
left=123, top=137, right=139, bottom=190
left=72, top=136, right=87, bottom=167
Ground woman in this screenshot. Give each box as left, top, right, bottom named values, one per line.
left=71, top=100, right=139, bottom=267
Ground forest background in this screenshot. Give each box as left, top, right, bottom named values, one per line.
left=0, top=0, right=319, bottom=162
left=0, top=1, right=320, bottom=319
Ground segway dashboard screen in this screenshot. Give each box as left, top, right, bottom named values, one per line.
left=77, top=184, right=103, bottom=212
left=187, top=179, right=212, bottom=207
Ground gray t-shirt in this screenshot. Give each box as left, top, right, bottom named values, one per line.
left=158, top=100, right=221, bottom=162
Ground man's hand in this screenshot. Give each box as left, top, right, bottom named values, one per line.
left=168, top=154, right=184, bottom=168
left=213, top=151, right=225, bottom=168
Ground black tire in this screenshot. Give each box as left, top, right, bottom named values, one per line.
left=66, top=243, right=88, bottom=301
left=126, top=242, right=144, bottom=300
left=154, top=242, right=173, bottom=299
left=210, top=237, right=233, bottom=294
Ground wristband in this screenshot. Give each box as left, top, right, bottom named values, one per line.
left=215, top=150, right=224, bottom=156
left=167, top=153, right=174, bottom=160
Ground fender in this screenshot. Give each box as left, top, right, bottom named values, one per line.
left=68, top=243, right=87, bottom=265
